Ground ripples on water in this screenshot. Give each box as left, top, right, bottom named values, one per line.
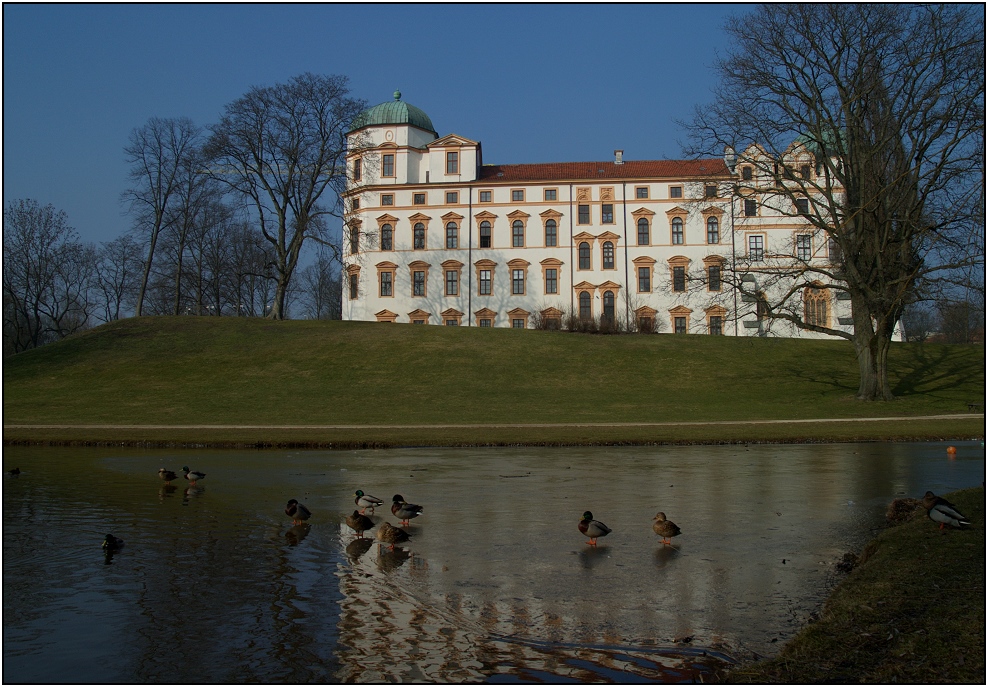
left=3, top=442, right=983, bottom=682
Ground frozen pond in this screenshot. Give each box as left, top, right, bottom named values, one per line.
left=3, top=441, right=983, bottom=682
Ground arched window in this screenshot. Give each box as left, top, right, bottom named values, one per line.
left=381, top=224, right=393, bottom=251
left=671, top=217, right=684, bottom=245
left=706, top=217, right=719, bottom=244
left=637, top=218, right=650, bottom=245
left=804, top=287, right=829, bottom=327
left=446, top=222, right=458, bottom=249
left=602, top=241, right=614, bottom=269
left=480, top=221, right=492, bottom=248
left=512, top=220, right=524, bottom=247
left=579, top=242, right=591, bottom=269
left=603, top=290, right=615, bottom=323
left=545, top=219, right=557, bottom=247
left=413, top=223, right=425, bottom=250
left=579, top=291, right=592, bottom=320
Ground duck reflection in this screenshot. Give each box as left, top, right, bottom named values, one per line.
left=182, top=485, right=204, bottom=504
left=578, top=545, right=611, bottom=569
left=345, top=537, right=374, bottom=563
left=376, top=545, right=412, bottom=573
left=285, top=523, right=311, bottom=546
left=653, top=544, right=681, bottom=568
left=158, top=484, right=178, bottom=500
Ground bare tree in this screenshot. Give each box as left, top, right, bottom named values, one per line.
left=685, top=4, right=985, bottom=400
left=3, top=199, right=95, bottom=351
left=297, top=249, right=342, bottom=320
left=94, top=235, right=143, bottom=323
left=123, top=117, right=204, bottom=316
left=203, top=73, right=365, bottom=319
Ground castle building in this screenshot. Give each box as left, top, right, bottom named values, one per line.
left=341, top=92, right=853, bottom=337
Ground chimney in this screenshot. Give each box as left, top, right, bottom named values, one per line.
left=614, top=149, right=624, bottom=165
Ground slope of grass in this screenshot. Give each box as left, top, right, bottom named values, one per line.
left=3, top=317, right=984, bottom=445
left=727, top=488, right=985, bottom=684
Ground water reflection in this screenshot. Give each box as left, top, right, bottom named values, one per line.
left=2, top=441, right=983, bottom=682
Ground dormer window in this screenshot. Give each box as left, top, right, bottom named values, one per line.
left=446, top=151, right=458, bottom=174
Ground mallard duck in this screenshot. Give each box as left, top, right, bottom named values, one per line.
left=376, top=521, right=411, bottom=550
left=579, top=511, right=612, bottom=546
left=354, top=489, right=384, bottom=514
left=653, top=512, right=682, bottom=545
left=102, top=533, right=124, bottom=550
left=158, top=468, right=178, bottom=484
left=922, top=491, right=970, bottom=530
left=182, top=466, right=205, bottom=486
left=391, top=494, right=423, bottom=526
left=285, top=499, right=311, bottom=525
left=346, top=510, right=375, bottom=538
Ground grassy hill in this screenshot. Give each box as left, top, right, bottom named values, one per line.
left=3, top=317, right=984, bottom=447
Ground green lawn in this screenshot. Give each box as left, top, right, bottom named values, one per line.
left=3, top=317, right=984, bottom=446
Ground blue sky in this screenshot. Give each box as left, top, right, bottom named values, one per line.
left=3, top=3, right=742, bottom=244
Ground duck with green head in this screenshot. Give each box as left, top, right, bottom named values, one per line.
left=391, top=495, right=423, bottom=526
left=354, top=490, right=384, bottom=514
left=182, top=466, right=205, bottom=486
left=579, top=511, right=612, bottom=546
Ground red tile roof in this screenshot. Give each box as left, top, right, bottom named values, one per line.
left=477, top=159, right=729, bottom=182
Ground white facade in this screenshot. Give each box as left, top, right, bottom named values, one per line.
left=341, top=95, right=853, bottom=337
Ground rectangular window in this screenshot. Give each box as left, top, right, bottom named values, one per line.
left=412, top=319, right=425, bottom=325
left=544, top=189, right=557, bottom=201
left=413, top=193, right=425, bottom=205
left=479, top=270, right=491, bottom=295
left=480, top=318, right=492, bottom=327
left=446, top=319, right=458, bottom=326
left=353, top=158, right=361, bottom=181
left=512, top=223, right=524, bottom=247
left=349, top=230, right=359, bottom=254
left=382, top=154, right=395, bottom=177
left=828, top=237, right=842, bottom=263
left=512, top=269, right=524, bottom=295
left=673, top=266, right=686, bottom=292
left=545, top=268, right=558, bottom=294
left=741, top=166, right=753, bottom=181
left=412, top=271, right=425, bottom=297
left=578, top=204, right=590, bottom=224
left=545, top=221, right=557, bottom=247
left=349, top=274, right=358, bottom=299
left=381, top=194, right=393, bottom=206
left=479, top=190, right=492, bottom=203
left=709, top=316, right=723, bottom=335
left=380, top=272, right=392, bottom=297
left=705, top=185, right=717, bottom=198
left=446, top=191, right=459, bottom=204
left=795, top=198, right=809, bottom=216
left=708, top=265, right=721, bottom=292
left=601, top=204, right=613, bottom=224
left=636, top=187, right=648, bottom=199
left=638, top=267, right=651, bottom=293
left=796, top=234, right=812, bottom=261
left=446, top=151, right=458, bottom=174
left=800, top=164, right=812, bottom=180
left=744, top=198, right=757, bottom=217
left=512, top=189, right=525, bottom=202
left=445, top=270, right=458, bottom=296
left=351, top=197, right=360, bottom=211
left=674, top=317, right=686, bottom=334
left=749, top=235, right=765, bottom=262
left=637, top=221, right=649, bottom=246
left=446, top=224, right=458, bottom=249
left=512, top=319, right=525, bottom=329
left=669, top=186, right=683, bottom=198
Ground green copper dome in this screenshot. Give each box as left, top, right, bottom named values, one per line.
left=349, top=90, right=437, bottom=134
